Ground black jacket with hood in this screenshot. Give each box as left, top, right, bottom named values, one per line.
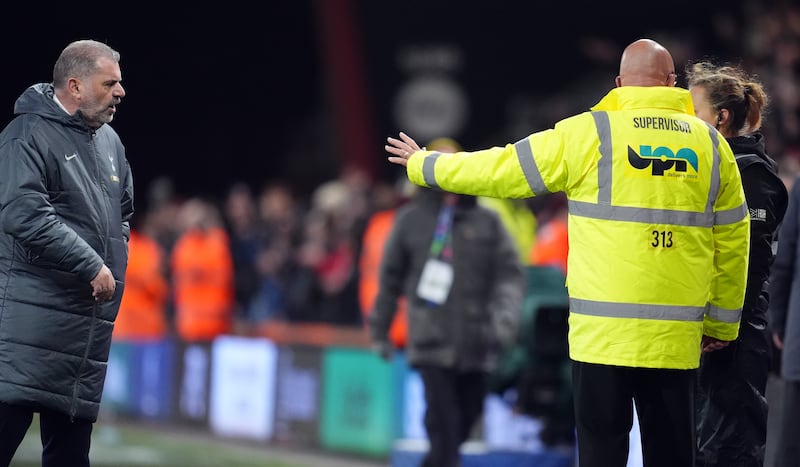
left=0, top=83, right=133, bottom=421
left=696, top=134, right=788, bottom=467
left=730, top=133, right=787, bottom=326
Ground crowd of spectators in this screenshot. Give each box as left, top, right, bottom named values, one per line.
left=118, top=165, right=391, bottom=344
left=741, top=1, right=800, bottom=183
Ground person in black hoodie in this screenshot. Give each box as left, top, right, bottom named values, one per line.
left=687, top=61, right=788, bottom=467
left=0, top=40, right=132, bottom=467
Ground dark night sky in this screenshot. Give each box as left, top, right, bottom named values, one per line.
left=2, top=3, right=324, bottom=209
left=1, top=1, right=740, bottom=211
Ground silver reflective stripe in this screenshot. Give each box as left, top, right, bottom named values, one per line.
left=514, top=138, right=550, bottom=195
left=570, top=297, right=706, bottom=321
left=706, top=125, right=721, bottom=214
left=592, top=111, right=613, bottom=203
left=422, top=152, right=442, bottom=188
left=715, top=204, right=748, bottom=225
left=706, top=304, right=742, bottom=323
left=705, top=125, right=748, bottom=225
left=568, top=200, right=715, bottom=227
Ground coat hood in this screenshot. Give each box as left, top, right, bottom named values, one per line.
left=14, top=83, right=91, bottom=132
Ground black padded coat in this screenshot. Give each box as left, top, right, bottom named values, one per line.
left=0, top=83, right=133, bottom=421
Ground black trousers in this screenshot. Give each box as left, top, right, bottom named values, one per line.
left=776, top=379, right=800, bottom=467
left=0, top=402, right=93, bottom=467
left=417, top=365, right=487, bottom=467
left=572, top=360, right=697, bottom=467
left=695, top=322, right=770, bottom=467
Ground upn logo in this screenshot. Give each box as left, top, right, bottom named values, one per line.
left=628, top=145, right=699, bottom=176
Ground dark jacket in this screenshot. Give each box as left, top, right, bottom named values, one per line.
left=730, top=134, right=787, bottom=326
left=0, top=83, right=134, bottom=421
left=369, top=188, right=524, bottom=372
left=769, top=173, right=800, bottom=381
left=694, top=134, right=788, bottom=466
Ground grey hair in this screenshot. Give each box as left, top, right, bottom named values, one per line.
left=52, top=40, right=120, bottom=89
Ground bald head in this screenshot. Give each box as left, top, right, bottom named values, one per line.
left=616, top=39, right=676, bottom=88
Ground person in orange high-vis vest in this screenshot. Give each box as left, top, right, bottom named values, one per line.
left=113, top=223, right=169, bottom=342
left=529, top=193, right=569, bottom=275
left=171, top=199, right=235, bottom=343
left=359, top=207, right=408, bottom=348
left=530, top=217, right=568, bottom=274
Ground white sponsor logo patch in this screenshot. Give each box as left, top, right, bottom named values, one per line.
left=749, top=207, right=767, bottom=222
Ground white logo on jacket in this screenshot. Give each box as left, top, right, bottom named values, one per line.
left=108, top=153, right=120, bottom=182
left=749, top=208, right=767, bottom=222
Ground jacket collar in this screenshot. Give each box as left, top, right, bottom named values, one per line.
left=591, top=86, right=695, bottom=115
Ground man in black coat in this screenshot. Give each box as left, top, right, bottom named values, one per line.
left=0, top=40, right=133, bottom=467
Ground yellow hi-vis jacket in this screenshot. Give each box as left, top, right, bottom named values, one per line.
left=405, top=86, right=750, bottom=369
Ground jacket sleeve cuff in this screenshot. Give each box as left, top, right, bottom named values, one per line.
left=407, top=152, right=430, bottom=188
left=78, top=256, right=105, bottom=283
